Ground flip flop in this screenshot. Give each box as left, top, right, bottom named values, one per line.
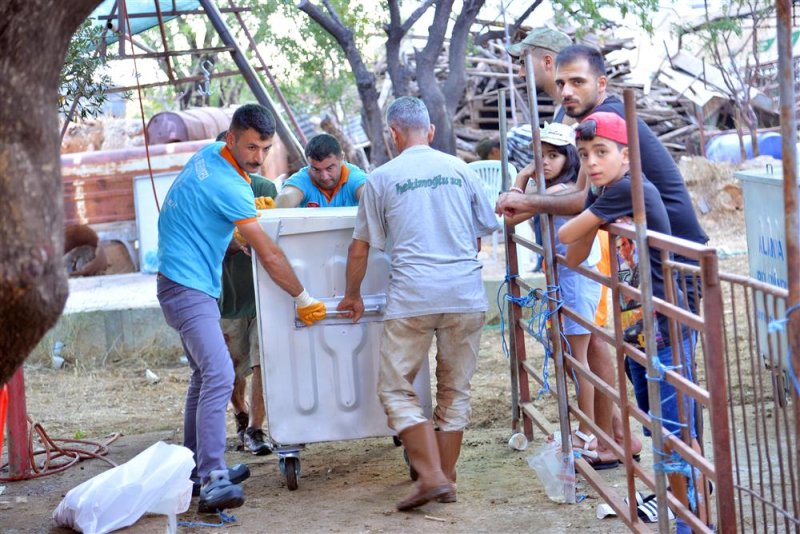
left=585, top=457, right=620, bottom=471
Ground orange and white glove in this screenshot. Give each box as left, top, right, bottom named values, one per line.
left=255, top=196, right=275, bottom=210
left=294, top=289, right=326, bottom=326
left=233, top=227, right=247, bottom=245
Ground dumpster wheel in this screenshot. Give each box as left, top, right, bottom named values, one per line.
left=281, top=456, right=300, bottom=490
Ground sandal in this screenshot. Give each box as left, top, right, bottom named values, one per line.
left=573, top=429, right=599, bottom=459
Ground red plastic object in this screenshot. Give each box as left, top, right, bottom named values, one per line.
left=6, top=368, right=30, bottom=479
left=0, top=384, right=7, bottom=454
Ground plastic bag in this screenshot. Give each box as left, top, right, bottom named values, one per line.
left=527, top=439, right=576, bottom=504
left=53, top=441, right=194, bottom=534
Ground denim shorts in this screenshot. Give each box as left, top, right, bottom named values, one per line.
left=558, top=265, right=601, bottom=336
left=625, top=335, right=696, bottom=438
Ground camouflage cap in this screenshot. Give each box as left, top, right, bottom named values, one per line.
left=506, top=27, right=572, bottom=57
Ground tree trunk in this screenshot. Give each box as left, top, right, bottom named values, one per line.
left=442, top=0, right=486, bottom=117
left=297, top=1, right=391, bottom=165
left=385, top=0, right=433, bottom=98
left=0, top=0, right=99, bottom=386
left=416, top=0, right=485, bottom=155
left=416, top=0, right=456, bottom=154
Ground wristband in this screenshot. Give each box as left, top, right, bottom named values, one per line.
left=509, top=186, right=524, bottom=194
left=293, top=289, right=315, bottom=308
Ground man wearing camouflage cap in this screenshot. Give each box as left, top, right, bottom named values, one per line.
left=507, top=27, right=572, bottom=111
left=504, top=27, right=573, bottom=271
left=505, top=26, right=572, bottom=181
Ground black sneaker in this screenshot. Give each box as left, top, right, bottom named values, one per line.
left=234, top=411, right=249, bottom=442
left=192, top=463, right=250, bottom=496
left=197, top=469, right=245, bottom=514
left=243, top=427, right=273, bottom=456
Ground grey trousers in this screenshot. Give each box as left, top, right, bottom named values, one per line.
left=157, top=276, right=234, bottom=482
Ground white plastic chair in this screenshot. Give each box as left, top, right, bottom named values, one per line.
left=467, top=160, right=519, bottom=261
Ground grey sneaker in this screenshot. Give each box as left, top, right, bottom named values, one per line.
left=197, top=469, right=245, bottom=514
left=234, top=411, right=249, bottom=442
left=243, top=427, right=273, bottom=456
left=192, top=463, right=250, bottom=496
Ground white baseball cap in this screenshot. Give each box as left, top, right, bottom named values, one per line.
left=540, top=121, right=576, bottom=147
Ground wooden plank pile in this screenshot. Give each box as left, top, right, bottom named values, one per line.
left=453, top=35, right=702, bottom=161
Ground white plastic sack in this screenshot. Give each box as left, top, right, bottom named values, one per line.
left=527, top=439, right=576, bottom=504
left=53, top=441, right=194, bottom=534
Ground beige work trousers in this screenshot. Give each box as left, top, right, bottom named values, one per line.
left=378, top=312, right=485, bottom=433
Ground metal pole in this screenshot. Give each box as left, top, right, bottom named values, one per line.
left=524, top=48, right=573, bottom=502
left=499, top=89, right=520, bottom=433
left=6, top=368, right=30, bottom=479
left=117, top=0, right=127, bottom=57
left=623, top=89, right=670, bottom=533
left=701, top=252, right=737, bottom=532
left=499, top=90, right=510, bottom=192
left=198, top=0, right=307, bottom=169
left=776, top=0, right=800, bottom=497
left=501, top=6, right=517, bottom=127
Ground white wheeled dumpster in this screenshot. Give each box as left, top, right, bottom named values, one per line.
left=253, top=207, right=432, bottom=490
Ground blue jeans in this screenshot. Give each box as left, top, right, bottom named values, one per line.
left=625, top=336, right=696, bottom=438
left=157, top=276, right=234, bottom=481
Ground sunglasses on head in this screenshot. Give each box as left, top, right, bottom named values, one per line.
left=574, top=120, right=597, bottom=141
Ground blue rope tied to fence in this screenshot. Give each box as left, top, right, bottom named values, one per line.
left=645, top=355, right=683, bottom=382
left=766, top=302, right=800, bottom=397
left=637, top=337, right=699, bottom=512
left=177, top=511, right=237, bottom=528
left=652, top=450, right=698, bottom=512
left=497, top=274, right=567, bottom=399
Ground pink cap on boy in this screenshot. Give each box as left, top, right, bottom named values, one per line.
left=579, top=111, right=628, bottom=145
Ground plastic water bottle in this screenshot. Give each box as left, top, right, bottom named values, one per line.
left=52, top=341, right=65, bottom=369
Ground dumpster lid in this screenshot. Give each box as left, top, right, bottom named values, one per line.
left=734, top=164, right=783, bottom=185
left=259, top=207, right=358, bottom=237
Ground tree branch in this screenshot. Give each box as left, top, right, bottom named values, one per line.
left=443, top=0, right=486, bottom=115
left=295, top=0, right=390, bottom=164
left=320, top=0, right=346, bottom=28
left=474, top=0, right=543, bottom=48
left=417, top=0, right=454, bottom=69
left=385, top=0, right=434, bottom=96
left=402, top=0, right=434, bottom=33
left=296, top=0, right=348, bottom=43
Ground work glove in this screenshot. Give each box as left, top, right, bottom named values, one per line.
left=233, top=227, right=247, bottom=245
left=294, top=289, right=326, bottom=326
left=255, top=196, right=275, bottom=210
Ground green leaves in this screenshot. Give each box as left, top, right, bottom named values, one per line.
left=552, top=0, right=659, bottom=36
left=60, top=20, right=114, bottom=120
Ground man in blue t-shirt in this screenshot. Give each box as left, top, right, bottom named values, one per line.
left=157, top=104, right=326, bottom=514
left=276, top=133, right=367, bottom=208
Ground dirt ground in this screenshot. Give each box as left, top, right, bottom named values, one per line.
left=3, top=328, right=638, bottom=534
left=2, top=158, right=752, bottom=533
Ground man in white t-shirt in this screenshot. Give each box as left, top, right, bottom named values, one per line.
left=338, top=97, right=499, bottom=512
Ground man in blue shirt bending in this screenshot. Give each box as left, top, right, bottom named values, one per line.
left=276, top=133, right=367, bottom=208
left=157, top=104, right=326, bottom=514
